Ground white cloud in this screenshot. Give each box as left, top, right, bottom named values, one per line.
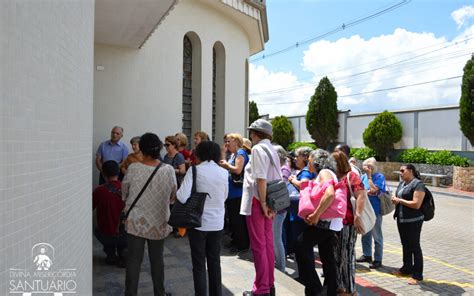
left=451, top=6, right=474, bottom=28
left=250, top=26, right=474, bottom=117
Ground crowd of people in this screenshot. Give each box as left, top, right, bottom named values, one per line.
left=93, top=121, right=428, bottom=296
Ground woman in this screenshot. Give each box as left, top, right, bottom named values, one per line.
left=391, top=164, right=426, bottom=285
left=357, top=157, right=386, bottom=269
left=163, top=135, right=186, bottom=187
left=240, top=119, right=281, bottom=296
left=219, top=133, right=250, bottom=252
left=287, top=146, right=315, bottom=257
left=176, top=141, right=228, bottom=296
left=273, top=145, right=289, bottom=272
left=122, top=133, right=176, bottom=296
left=190, top=131, right=209, bottom=165
left=295, top=149, right=342, bottom=296
left=175, top=132, right=192, bottom=164
left=332, top=151, right=366, bottom=296
left=121, top=136, right=143, bottom=175
left=288, top=147, right=315, bottom=190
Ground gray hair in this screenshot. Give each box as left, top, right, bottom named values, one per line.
left=295, top=146, right=313, bottom=158
left=112, top=126, right=124, bottom=133
left=309, top=149, right=336, bottom=172
left=273, top=145, right=288, bottom=166
left=363, top=157, right=378, bottom=172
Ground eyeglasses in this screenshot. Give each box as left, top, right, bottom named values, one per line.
left=164, top=143, right=171, bottom=147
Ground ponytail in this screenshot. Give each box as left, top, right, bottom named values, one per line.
left=405, top=164, right=421, bottom=179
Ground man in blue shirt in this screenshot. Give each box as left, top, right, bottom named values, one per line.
left=95, top=126, right=129, bottom=184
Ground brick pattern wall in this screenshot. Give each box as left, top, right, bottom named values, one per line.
left=453, top=166, right=474, bottom=192
left=0, top=1, right=94, bottom=294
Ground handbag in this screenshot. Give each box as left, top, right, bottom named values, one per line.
left=168, top=165, right=209, bottom=228
left=347, top=172, right=376, bottom=235
left=298, top=176, right=347, bottom=220
left=118, top=163, right=162, bottom=234
left=378, top=184, right=395, bottom=216
left=260, top=145, right=290, bottom=212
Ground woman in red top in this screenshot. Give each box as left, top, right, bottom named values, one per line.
left=175, top=133, right=192, bottom=164
left=332, top=151, right=366, bottom=296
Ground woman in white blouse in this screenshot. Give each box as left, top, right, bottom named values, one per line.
left=176, top=141, right=228, bottom=296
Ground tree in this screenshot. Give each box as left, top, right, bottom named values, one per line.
left=249, top=101, right=260, bottom=124
left=271, top=116, right=295, bottom=149
left=363, top=111, right=403, bottom=161
left=460, top=54, right=474, bottom=146
left=306, top=77, right=339, bottom=149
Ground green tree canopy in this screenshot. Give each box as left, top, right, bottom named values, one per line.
left=460, top=54, right=474, bottom=146
left=271, top=116, right=295, bottom=149
left=249, top=101, right=260, bottom=124
left=305, top=77, right=339, bottom=149
left=363, top=110, right=403, bottom=161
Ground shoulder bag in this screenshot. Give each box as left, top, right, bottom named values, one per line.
left=118, top=163, right=162, bottom=234
left=260, top=145, right=290, bottom=212
left=378, top=184, right=395, bottom=216
left=168, top=165, right=209, bottom=228
left=347, top=172, right=376, bottom=235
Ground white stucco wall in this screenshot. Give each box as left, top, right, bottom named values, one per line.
left=0, top=1, right=94, bottom=294
left=418, top=109, right=463, bottom=150
left=94, top=0, right=251, bottom=182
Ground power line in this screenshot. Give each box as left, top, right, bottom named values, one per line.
left=249, top=39, right=474, bottom=96
left=250, top=0, right=411, bottom=62
left=257, top=75, right=462, bottom=106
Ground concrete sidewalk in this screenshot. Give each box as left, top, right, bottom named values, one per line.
left=93, top=233, right=379, bottom=295
left=386, top=180, right=474, bottom=199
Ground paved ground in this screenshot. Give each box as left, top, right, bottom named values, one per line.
left=93, top=184, right=474, bottom=295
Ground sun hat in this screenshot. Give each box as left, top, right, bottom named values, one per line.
left=247, top=119, right=273, bottom=137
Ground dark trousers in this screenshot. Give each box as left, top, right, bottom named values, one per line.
left=226, top=198, right=249, bottom=249
left=188, top=229, right=223, bottom=296
left=125, top=234, right=165, bottom=296
left=94, top=228, right=127, bottom=257
left=397, top=221, right=423, bottom=280
left=295, top=225, right=338, bottom=296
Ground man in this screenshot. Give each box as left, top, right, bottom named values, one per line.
left=334, top=144, right=362, bottom=176
left=93, top=160, right=127, bottom=267
left=96, top=126, right=129, bottom=184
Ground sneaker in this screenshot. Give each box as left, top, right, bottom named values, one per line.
left=242, top=291, right=270, bottom=296
left=356, top=255, right=372, bottom=263
left=369, top=261, right=382, bottom=269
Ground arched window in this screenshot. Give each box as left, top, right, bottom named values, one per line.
left=182, top=32, right=202, bottom=147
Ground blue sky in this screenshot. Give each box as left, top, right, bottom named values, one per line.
left=249, top=0, right=474, bottom=117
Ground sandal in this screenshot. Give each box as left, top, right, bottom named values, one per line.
left=408, top=278, right=420, bottom=285
left=392, top=270, right=411, bottom=277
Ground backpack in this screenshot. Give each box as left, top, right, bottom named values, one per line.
left=420, top=187, right=435, bottom=221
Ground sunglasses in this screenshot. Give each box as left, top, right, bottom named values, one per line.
left=164, top=143, right=171, bottom=147
left=399, top=169, right=405, bottom=173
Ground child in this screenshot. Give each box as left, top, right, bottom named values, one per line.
left=93, top=160, right=127, bottom=267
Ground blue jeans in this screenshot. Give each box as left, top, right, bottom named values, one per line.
left=273, top=210, right=287, bottom=272
left=362, top=214, right=383, bottom=262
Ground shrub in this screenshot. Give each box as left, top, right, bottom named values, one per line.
left=271, top=116, right=295, bottom=150
left=350, top=147, right=377, bottom=160
left=425, top=150, right=470, bottom=167
left=287, top=142, right=317, bottom=152
left=399, top=147, right=429, bottom=163
left=363, top=111, right=403, bottom=161
left=306, top=77, right=339, bottom=149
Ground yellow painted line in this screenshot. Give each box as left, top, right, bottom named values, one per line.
left=356, top=268, right=474, bottom=288
left=384, top=243, right=474, bottom=276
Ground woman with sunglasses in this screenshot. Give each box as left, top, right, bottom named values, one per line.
left=391, top=164, right=426, bottom=285
left=163, top=135, right=186, bottom=187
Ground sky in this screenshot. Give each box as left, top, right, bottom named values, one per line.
left=249, top=0, right=474, bottom=118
